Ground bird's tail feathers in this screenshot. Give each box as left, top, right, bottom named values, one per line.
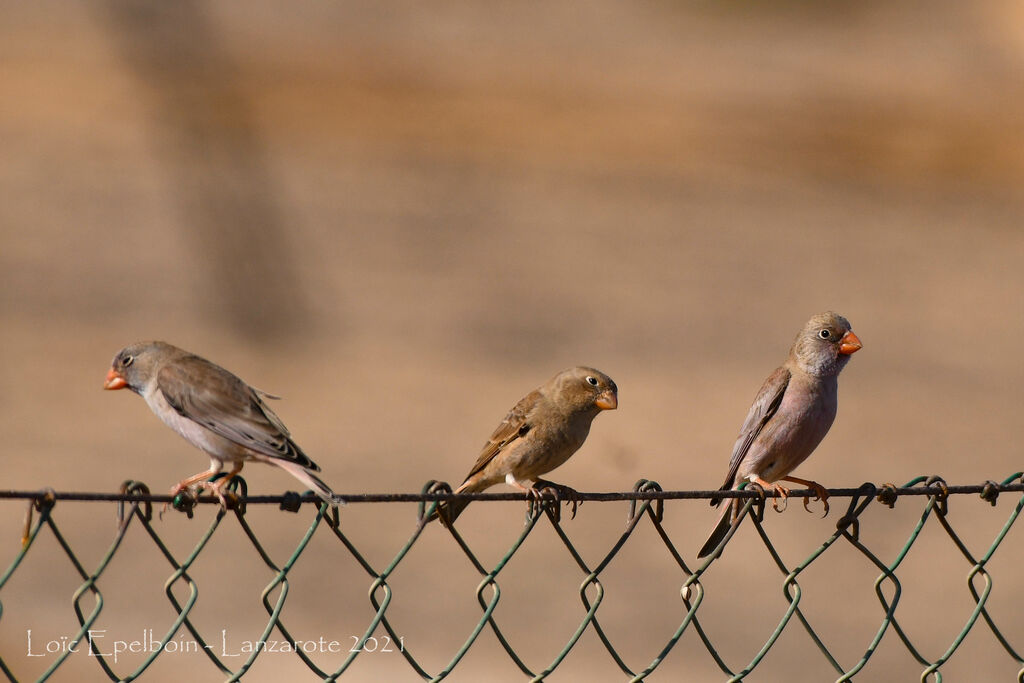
left=709, top=484, right=730, bottom=508
left=697, top=499, right=739, bottom=558
left=273, top=459, right=344, bottom=506
left=428, top=479, right=480, bottom=527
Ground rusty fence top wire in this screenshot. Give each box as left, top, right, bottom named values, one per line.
left=4, top=481, right=1022, bottom=505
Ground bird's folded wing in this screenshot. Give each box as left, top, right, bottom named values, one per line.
left=157, top=356, right=319, bottom=471
left=719, top=365, right=790, bottom=490
left=461, top=389, right=539, bottom=483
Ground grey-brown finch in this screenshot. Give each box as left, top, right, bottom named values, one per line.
left=104, top=341, right=339, bottom=505
left=697, top=312, right=862, bottom=558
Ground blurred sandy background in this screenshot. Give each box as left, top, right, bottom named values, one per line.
left=2, top=1, right=1024, bottom=680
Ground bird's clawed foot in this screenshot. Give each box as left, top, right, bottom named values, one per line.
left=801, top=483, right=829, bottom=517
left=530, top=479, right=582, bottom=522
left=195, top=479, right=241, bottom=510
left=162, top=484, right=196, bottom=518
left=781, top=476, right=830, bottom=517
left=163, top=471, right=241, bottom=516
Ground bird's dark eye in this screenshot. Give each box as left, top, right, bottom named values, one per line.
left=818, top=330, right=831, bottom=340
left=586, top=376, right=599, bottom=386
left=122, top=355, right=134, bottom=367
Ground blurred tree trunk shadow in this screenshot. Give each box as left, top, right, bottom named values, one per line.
left=99, top=0, right=311, bottom=343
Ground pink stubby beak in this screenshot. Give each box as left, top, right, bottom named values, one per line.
left=838, top=330, right=863, bottom=355
left=103, top=367, right=128, bottom=390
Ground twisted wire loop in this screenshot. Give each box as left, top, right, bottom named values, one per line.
left=2, top=474, right=1024, bottom=681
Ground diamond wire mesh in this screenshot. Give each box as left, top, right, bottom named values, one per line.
left=1, top=473, right=1023, bottom=682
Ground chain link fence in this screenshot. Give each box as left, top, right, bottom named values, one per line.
left=2, top=474, right=1023, bottom=682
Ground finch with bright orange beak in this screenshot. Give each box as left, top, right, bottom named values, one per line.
left=698, top=312, right=862, bottom=558
left=104, top=341, right=339, bottom=505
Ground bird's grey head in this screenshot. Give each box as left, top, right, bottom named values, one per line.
left=791, top=312, right=863, bottom=377
left=104, top=341, right=179, bottom=394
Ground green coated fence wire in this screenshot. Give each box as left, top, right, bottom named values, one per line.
left=2, top=473, right=1024, bottom=682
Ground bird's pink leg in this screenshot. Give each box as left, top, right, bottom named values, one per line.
left=780, top=475, right=830, bottom=516
left=198, top=461, right=245, bottom=508
left=749, top=476, right=790, bottom=512
left=170, top=466, right=222, bottom=497
left=164, top=463, right=223, bottom=514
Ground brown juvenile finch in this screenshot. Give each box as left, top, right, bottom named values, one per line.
left=104, top=341, right=339, bottom=505
left=697, top=312, right=862, bottom=558
left=437, top=366, right=618, bottom=525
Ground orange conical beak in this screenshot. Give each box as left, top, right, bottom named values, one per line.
left=595, top=391, right=618, bottom=410
left=838, top=330, right=863, bottom=355
left=103, top=367, right=128, bottom=390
